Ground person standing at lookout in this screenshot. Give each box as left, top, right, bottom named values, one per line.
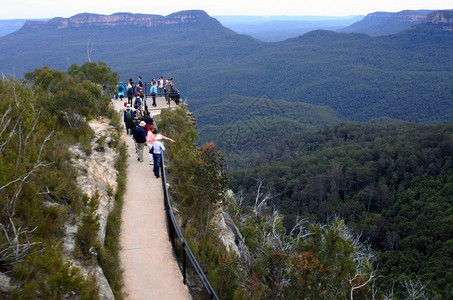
left=158, top=76, right=164, bottom=96
left=134, top=121, right=147, bottom=162
left=150, top=82, right=157, bottom=107
left=117, top=82, right=124, bottom=101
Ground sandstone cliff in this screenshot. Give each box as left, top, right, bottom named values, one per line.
left=412, top=10, right=453, bottom=31
left=22, top=10, right=218, bottom=30
left=340, top=9, right=433, bottom=36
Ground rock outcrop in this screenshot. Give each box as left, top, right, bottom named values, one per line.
left=340, top=9, right=433, bottom=36
left=65, top=117, right=119, bottom=300
left=413, top=10, right=453, bottom=31
left=364, top=10, right=429, bottom=23
left=212, top=207, right=251, bottom=262
left=23, top=10, right=219, bottom=30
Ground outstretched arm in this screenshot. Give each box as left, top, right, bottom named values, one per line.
left=161, top=135, right=175, bottom=143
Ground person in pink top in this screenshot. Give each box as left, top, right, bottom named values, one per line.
left=147, top=129, right=174, bottom=165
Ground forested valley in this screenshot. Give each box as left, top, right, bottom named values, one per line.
left=227, top=121, right=453, bottom=298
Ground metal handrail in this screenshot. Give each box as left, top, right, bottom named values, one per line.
left=152, top=104, right=219, bottom=299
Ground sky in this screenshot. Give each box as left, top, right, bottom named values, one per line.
left=0, top=0, right=451, bottom=20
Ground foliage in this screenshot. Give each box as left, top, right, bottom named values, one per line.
left=158, top=108, right=244, bottom=298
left=24, top=65, right=108, bottom=121
left=12, top=243, right=99, bottom=299
left=230, top=121, right=453, bottom=298
left=0, top=65, right=114, bottom=298
left=159, top=108, right=377, bottom=299
left=67, top=61, right=119, bottom=94
left=75, top=194, right=100, bottom=260
left=159, top=108, right=228, bottom=237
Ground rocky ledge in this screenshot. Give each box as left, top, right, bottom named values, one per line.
left=65, top=117, right=119, bottom=300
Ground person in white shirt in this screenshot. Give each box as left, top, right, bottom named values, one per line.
left=152, top=134, right=165, bottom=178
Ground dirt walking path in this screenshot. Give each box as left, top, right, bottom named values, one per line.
left=115, top=97, right=190, bottom=300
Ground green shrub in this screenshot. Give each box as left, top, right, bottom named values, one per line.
left=75, top=194, right=100, bottom=261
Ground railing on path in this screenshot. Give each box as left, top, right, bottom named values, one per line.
left=144, top=81, right=181, bottom=109
left=152, top=94, right=219, bottom=300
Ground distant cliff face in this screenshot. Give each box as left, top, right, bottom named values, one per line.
left=364, top=10, right=429, bottom=23
left=340, top=9, right=433, bottom=36
left=415, top=10, right=453, bottom=31
left=23, top=10, right=216, bottom=30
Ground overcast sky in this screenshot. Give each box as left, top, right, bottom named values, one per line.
left=1, top=0, right=451, bottom=20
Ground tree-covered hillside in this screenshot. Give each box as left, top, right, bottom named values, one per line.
left=193, top=94, right=345, bottom=170
left=230, top=122, right=453, bottom=298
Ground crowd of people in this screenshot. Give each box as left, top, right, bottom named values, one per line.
left=116, top=76, right=177, bottom=109
left=122, top=85, right=175, bottom=178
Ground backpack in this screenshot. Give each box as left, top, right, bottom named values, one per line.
left=125, top=109, right=132, bottom=122
left=118, top=85, right=123, bottom=92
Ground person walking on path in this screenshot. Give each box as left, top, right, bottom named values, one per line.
left=134, top=121, right=147, bottom=162
left=140, top=110, right=153, bottom=134
left=152, top=135, right=165, bottom=178
left=126, top=83, right=134, bottom=106
left=124, top=104, right=134, bottom=135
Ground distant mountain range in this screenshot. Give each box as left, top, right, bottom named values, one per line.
left=0, top=10, right=452, bottom=127
left=215, top=15, right=364, bottom=42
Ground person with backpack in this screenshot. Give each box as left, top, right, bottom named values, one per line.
left=126, top=83, right=135, bottom=106
left=134, top=93, right=142, bottom=110
left=123, top=104, right=134, bottom=135
left=117, top=82, right=124, bottom=101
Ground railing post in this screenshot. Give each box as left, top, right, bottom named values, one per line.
left=182, top=242, right=187, bottom=284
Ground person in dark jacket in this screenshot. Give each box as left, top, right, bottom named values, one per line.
left=126, top=83, right=135, bottom=105
left=134, top=121, right=147, bottom=162
left=140, top=110, right=153, bottom=134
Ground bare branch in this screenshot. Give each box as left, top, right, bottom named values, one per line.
left=37, top=131, right=54, bottom=162
left=23, top=106, right=43, bottom=159
left=402, top=277, right=430, bottom=300
left=350, top=270, right=376, bottom=300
